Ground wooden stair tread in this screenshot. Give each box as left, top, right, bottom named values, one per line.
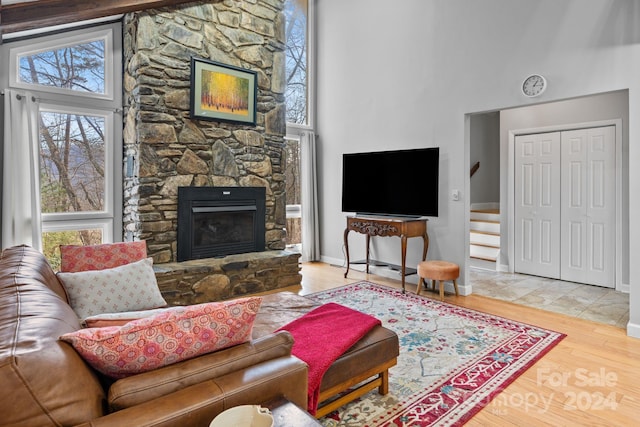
left=470, top=209, right=500, bottom=214
left=470, top=219, right=500, bottom=224
left=470, top=230, right=500, bottom=236
left=470, top=242, right=500, bottom=249
left=470, top=254, right=498, bottom=262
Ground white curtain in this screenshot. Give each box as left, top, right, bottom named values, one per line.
left=2, top=89, right=42, bottom=250
left=300, top=131, right=320, bottom=262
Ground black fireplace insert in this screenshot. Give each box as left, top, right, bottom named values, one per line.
left=177, top=186, right=266, bottom=261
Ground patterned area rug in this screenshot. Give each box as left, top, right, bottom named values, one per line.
left=307, top=281, right=566, bottom=426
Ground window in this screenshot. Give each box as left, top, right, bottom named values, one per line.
left=5, top=24, right=122, bottom=269
left=284, top=137, right=301, bottom=249
left=12, top=28, right=114, bottom=99
left=38, top=106, right=111, bottom=215
left=284, top=0, right=315, bottom=255
left=285, top=0, right=311, bottom=127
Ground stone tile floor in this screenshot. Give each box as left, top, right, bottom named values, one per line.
left=469, top=268, right=629, bottom=329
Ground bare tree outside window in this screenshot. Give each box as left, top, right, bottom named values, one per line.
left=284, top=0, right=309, bottom=250
left=39, top=111, right=105, bottom=214
left=16, top=37, right=109, bottom=267
left=285, top=0, right=308, bottom=125
left=19, top=40, right=105, bottom=94
left=284, top=139, right=301, bottom=246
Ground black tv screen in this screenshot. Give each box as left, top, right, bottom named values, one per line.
left=341, top=147, right=439, bottom=217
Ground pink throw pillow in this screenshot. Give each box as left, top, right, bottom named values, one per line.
left=60, top=297, right=263, bottom=379
left=60, top=241, right=147, bottom=273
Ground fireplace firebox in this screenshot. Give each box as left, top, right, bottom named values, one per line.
left=177, top=187, right=266, bottom=262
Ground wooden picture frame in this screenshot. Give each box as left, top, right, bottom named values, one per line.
left=189, top=57, right=257, bottom=125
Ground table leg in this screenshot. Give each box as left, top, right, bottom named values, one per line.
left=343, top=228, right=351, bottom=278
left=422, top=231, right=429, bottom=261
left=365, top=234, right=371, bottom=274
left=401, top=234, right=407, bottom=293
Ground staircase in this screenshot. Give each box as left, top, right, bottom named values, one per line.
left=469, top=207, right=500, bottom=270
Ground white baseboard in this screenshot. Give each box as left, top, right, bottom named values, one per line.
left=627, top=321, right=640, bottom=339
left=320, top=255, right=345, bottom=268
left=497, top=263, right=509, bottom=272
left=617, top=282, right=630, bottom=293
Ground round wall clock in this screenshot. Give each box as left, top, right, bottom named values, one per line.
left=521, top=74, right=547, bottom=97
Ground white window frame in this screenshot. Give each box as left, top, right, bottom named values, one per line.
left=41, top=218, right=113, bottom=242
left=286, top=0, right=315, bottom=137
left=8, top=27, right=115, bottom=101
left=38, top=103, right=115, bottom=222
left=5, top=22, right=123, bottom=244
left=284, top=135, right=303, bottom=222
left=284, top=0, right=315, bottom=257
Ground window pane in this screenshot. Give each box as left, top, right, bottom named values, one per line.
left=284, top=138, right=301, bottom=246
left=285, top=139, right=301, bottom=206
left=42, top=228, right=103, bottom=270
left=18, top=39, right=105, bottom=94
left=39, top=111, right=106, bottom=213
left=285, top=0, right=308, bottom=125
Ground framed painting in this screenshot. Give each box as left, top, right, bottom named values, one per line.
left=190, top=57, right=257, bottom=125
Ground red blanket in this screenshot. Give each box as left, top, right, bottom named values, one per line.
left=276, top=302, right=382, bottom=415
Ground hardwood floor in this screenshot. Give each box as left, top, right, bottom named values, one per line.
left=281, top=261, right=640, bottom=426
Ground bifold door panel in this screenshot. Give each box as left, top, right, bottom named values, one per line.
left=514, top=132, right=561, bottom=279
left=514, top=126, right=615, bottom=288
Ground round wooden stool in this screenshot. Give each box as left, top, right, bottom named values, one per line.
left=416, top=260, right=460, bottom=300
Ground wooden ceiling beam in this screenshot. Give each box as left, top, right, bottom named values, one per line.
left=1, top=0, right=213, bottom=35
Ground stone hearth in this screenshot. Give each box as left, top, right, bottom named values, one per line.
left=155, top=250, right=301, bottom=306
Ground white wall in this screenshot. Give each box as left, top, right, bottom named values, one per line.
left=316, top=0, right=640, bottom=337
left=470, top=112, right=500, bottom=205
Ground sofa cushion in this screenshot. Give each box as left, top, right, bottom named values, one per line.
left=60, top=297, right=262, bottom=378
left=57, top=257, right=167, bottom=320
left=59, top=241, right=148, bottom=272
left=108, top=330, right=296, bottom=410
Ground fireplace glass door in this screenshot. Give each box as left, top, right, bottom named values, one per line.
left=192, top=206, right=256, bottom=258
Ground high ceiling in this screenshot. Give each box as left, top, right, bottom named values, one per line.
left=0, top=0, right=214, bottom=35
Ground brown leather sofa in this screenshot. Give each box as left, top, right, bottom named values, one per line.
left=0, top=245, right=308, bottom=427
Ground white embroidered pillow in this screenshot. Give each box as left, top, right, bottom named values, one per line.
left=57, top=257, right=167, bottom=321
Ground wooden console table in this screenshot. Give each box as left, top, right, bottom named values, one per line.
left=343, top=216, right=429, bottom=292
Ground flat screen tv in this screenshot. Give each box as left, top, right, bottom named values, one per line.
left=341, top=147, right=439, bottom=217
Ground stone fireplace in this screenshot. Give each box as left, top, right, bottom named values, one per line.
left=121, top=1, right=300, bottom=304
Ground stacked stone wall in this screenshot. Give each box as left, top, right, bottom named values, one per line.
left=123, top=0, right=287, bottom=264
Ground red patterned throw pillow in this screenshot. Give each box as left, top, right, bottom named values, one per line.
left=60, top=297, right=262, bottom=379
left=60, top=241, right=147, bottom=273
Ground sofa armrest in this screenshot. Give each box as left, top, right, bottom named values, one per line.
left=109, top=331, right=299, bottom=410
left=76, top=355, right=308, bottom=427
